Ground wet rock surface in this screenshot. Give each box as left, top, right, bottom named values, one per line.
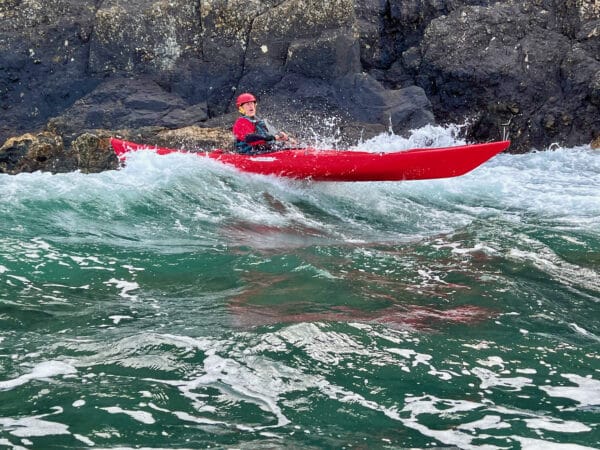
left=0, top=132, right=72, bottom=174
left=0, top=0, right=598, bottom=173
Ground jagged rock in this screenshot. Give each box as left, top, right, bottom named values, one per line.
left=0, top=125, right=232, bottom=174
left=154, top=126, right=233, bottom=151
left=47, top=77, right=208, bottom=142
left=241, top=0, right=357, bottom=90
left=0, top=0, right=100, bottom=143
left=71, top=133, right=119, bottom=173
left=333, top=73, right=433, bottom=132
left=285, top=31, right=361, bottom=80
left=0, top=132, right=73, bottom=174
left=71, top=126, right=231, bottom=173
left=198, top=0, right=277, bottom=114
left=89, top=0, right=201, bottom=74
left=413, top=2, right=600, bottom=152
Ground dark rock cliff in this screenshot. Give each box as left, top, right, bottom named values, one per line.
left=0, top=0, right=598, bottom=173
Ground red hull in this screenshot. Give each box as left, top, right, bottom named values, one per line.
left=110, top=138, right=509, bottom=182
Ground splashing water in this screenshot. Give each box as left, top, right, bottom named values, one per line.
left=0, top=126, right=599, bottom=449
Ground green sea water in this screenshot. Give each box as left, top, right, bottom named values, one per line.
left=1, top=128, right=599, bottom=449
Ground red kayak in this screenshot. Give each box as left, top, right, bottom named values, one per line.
left=110, top=138, right=509, bottom=182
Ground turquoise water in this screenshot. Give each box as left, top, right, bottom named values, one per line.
left=1, top=127, right=599, bottom=449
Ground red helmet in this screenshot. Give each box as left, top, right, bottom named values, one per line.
left=236, top=92, right=256, bottom=107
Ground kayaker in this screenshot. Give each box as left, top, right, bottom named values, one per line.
left=232, top=92, right=292, bottom=154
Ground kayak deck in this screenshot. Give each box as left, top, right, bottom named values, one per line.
left=110, top=138, right=509, bottom=182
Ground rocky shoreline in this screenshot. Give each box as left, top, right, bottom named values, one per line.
left=1, top=0, right=598, bottom=174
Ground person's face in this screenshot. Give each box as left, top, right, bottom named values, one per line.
left=241, top=101, right=256, bottom=117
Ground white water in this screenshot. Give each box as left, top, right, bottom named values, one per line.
left=1, top=126, right=599, bottom=449
left=1, top=126, right=599, bottom=239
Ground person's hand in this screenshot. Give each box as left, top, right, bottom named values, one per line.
left=275, top=131, right=289, bottom=141
left=275, top=131, right=299, bottom=146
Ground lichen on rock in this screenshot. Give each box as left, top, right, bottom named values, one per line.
left=0, top=132, right=70, bottom=174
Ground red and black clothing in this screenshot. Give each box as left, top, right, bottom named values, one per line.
left=232, top=115, right=276, bottom=154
